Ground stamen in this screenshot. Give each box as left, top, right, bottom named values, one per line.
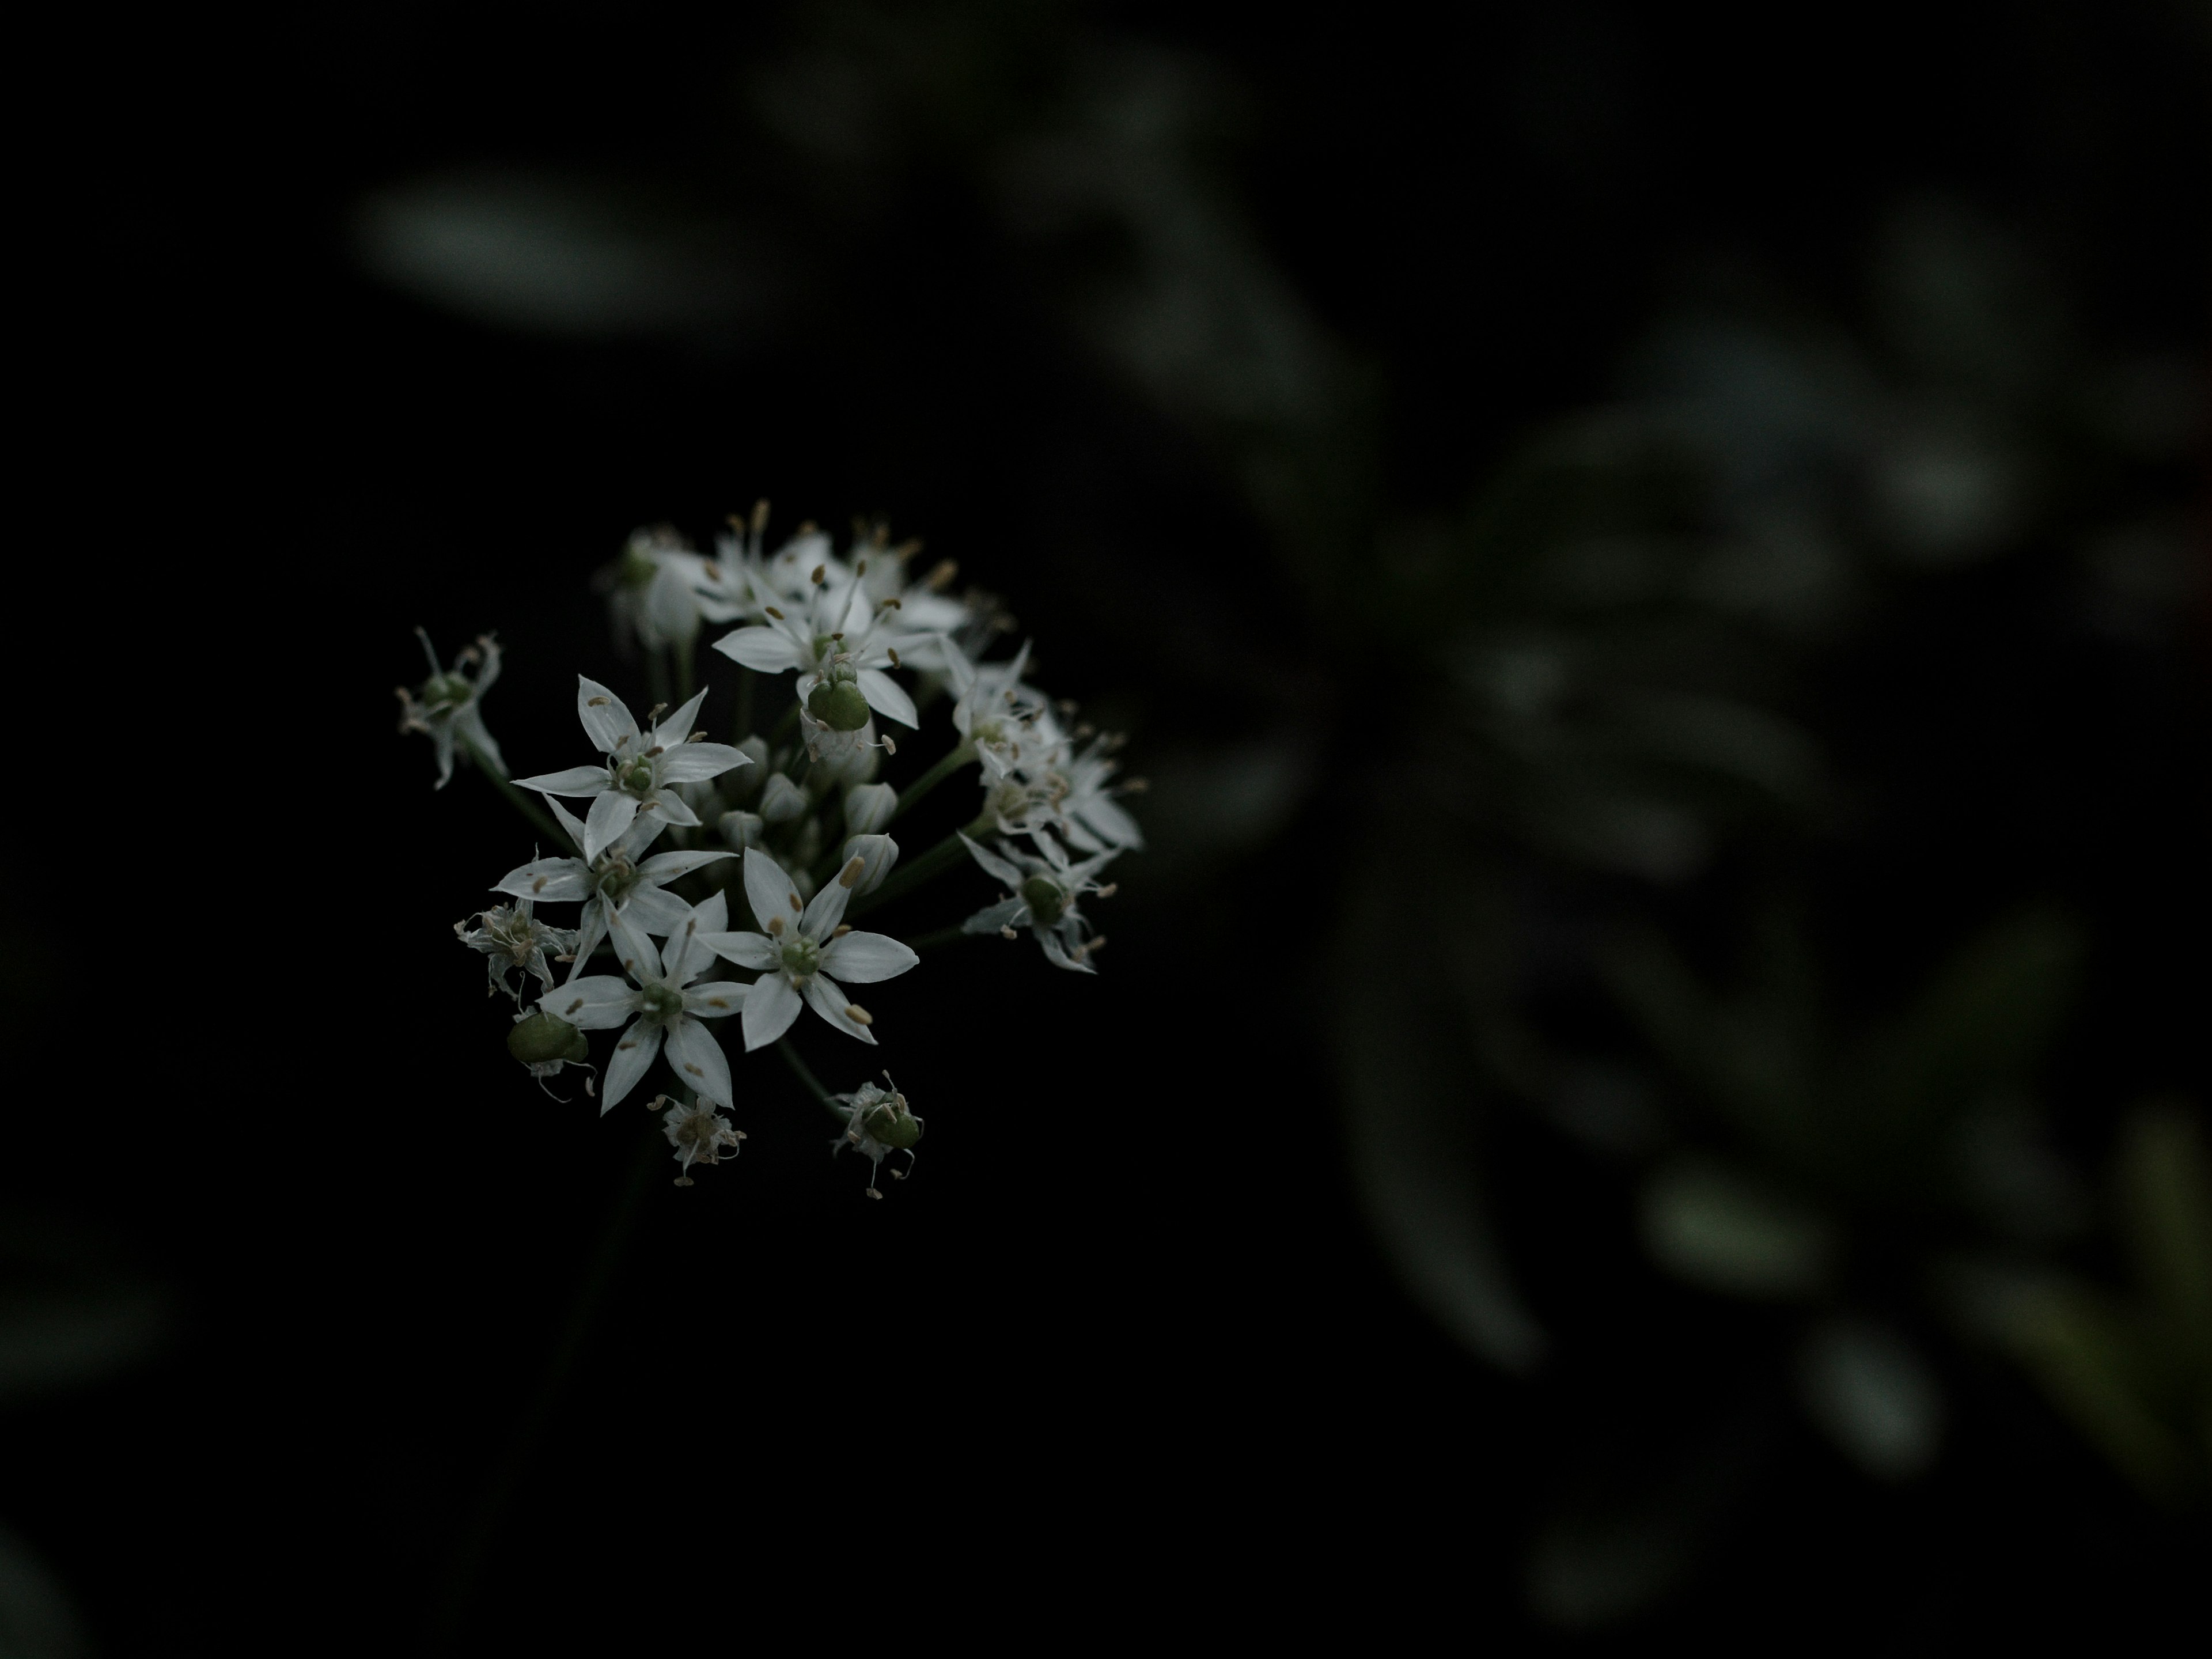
left=788, top=892, right=802, bottom=912
left=811, top=564, right=827, bottom=585
left=833, top=925, right=852, bottom=937
left=768, top=915, right=786, bottom=936
left=838, top=855, right=866, bottom=889
left=887, top=647, right=900, bottom=668
left=844, top=1005, right=873, bottom=1025
left=684, top=1063, right=704, bottom=1077
left=926, top=559, right=957, bottom=590
left=881, top=735, right=896, bottom=756
left=532, top=876, right=547, bottom=893
left=587, top=695, right=611, bottom=707
left=999, top=926, right=1017, bottom=940
left=765, top=605, right=785, bottom=619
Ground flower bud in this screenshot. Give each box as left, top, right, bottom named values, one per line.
left=718, top=809, right=764, bottom=851
left=844, top=782, right=897, bottom=836
left=759, top=771, right=808, bottom=823
left=806, top=679, right=872, bottom=733
left=509, top=1010, right=588, bottom=1067
left=839, top=832, right=900, bottom=895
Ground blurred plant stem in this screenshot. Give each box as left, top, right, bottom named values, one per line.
left=846, top=821, right=987, bottom=918
left=431, top=1115, right=662, bottom=1650
left=777, top=1039, right=846, bottom=1123
left=730, top=666, right=755, bottom=744
left=891, top=741, right=976, bottom=824
left=463, top=734, right=577, bottom=854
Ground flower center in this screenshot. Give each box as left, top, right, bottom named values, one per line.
left=1020, top=876, right=1068, bottom=922
left=780, top=937, right=822, bottom=979
left=641, top=982, right=685, bottom=1023
left=618, top=757, right=657, bottom=797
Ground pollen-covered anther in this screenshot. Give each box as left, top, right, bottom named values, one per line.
left=881, top=736, right=896, bottom=756
left=999, top=925, right=1017, bottom=940
left=832, top=924, right=851, bottom=937
left=811, top=564, right=827, bottom=584
left=926, top=559, right=957, bottom=590
left=765, top=604, right=785, bottom=620
left=688, top=729, right=707, bottom=743
left=587, top=695, right=610, bottom=708
left=838, top=856, right=866, bottom=889
left=1096, top=883, right=1118, bottom=899
left=887, top=647, right=900, bottom=668
left=844, top=1005, right=874, bottom=1025
left=787, top=891, right=802, bottom=912
left=767, top=914, right=785, bottom=937
left=1122, top=777, right=1150, bottom=793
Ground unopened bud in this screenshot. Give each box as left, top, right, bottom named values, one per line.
left=759, top=772, right=808, bottom=823
left=839, top=833, right=900, bottom=895
left=844, top=782, right=897, bottom=835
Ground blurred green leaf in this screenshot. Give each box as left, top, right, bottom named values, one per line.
left=2115, top=1102, right=2212, bottom=1373
left=1795, top=1317, right=1944, bottom=1479
left=1639, top=1158, right=1834, bottom=1300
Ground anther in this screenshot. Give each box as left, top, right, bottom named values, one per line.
left=684, top=1063, right=704, bottom=1077
left=768, top=915, right=786, bottom=936
left=811, top=564, right=827, bottom=585
left=844, top=1005, right=873, bottom=1025
left=765, top=605, right=785, bottom=620
left=688, top=729, right=707, bottom=743
left=833, top=924, right=851, bottom=937
left=532, top=876, right=547, bottom=893
left=887, top=647, right=900, bottom=668
left=588, top=695, right=610, bottom=707
left=1122, top=777, right=1150, bottom=793
left=675, top=1176, right=695, bottom=1188
left=926, top=559, right=957, bottom=590
left=788, top=892, right=802, bottom=912
left=838, top=856, right=866, bottom=889
left=999, top=926, right=1017, bottom=940
left=1096, top=882, right=1118, bottom=899
left=881, top=736, right=896, bottom=756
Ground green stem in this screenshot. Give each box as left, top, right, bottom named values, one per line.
left=674, top=638, right=696, bottom=705
left=645, top=649, right=672, bottom=713
left=769, top=699, right=801, bottom=745
left=465, top=737, right=579, bottom=855
left=433, top=1113, right=662, bottom=1649
left=891, top=741, right=978, bottom=826
left=902, top=924, right=980, bottom=953
left=846, top=817, right=990, bottom=920
left=777, top=1040, right=848, bottom=1123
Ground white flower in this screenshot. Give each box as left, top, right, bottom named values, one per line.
left=544, top=897, right=751, bottom=1111
left=493, top=801, right=733, bottom=975
left=709, top=560, right=929, bottom=730
left=843, top=783, right=897, bottom=835
left=1051, top=733, right=1146, bottom=854
left=831, top=1077, right=923, bottom=1199
left=695, top=516, right=830, bottom=623
left=397, top=629, right=505, bottom=789
left=660, top=1093, right=745, bottom=1186
left=512, top=680, right=751, bottom=862
left=456, top=899, right=576, bottom=1001
left=945, top=639, right=1054, bottom=781
left=699, top=848, right=918, bottom=1050
left=601, top=527, right=711, bottom=653
left=959, top=833, right=1118, bottom=972
left=838, top=832, right=899, bottom=896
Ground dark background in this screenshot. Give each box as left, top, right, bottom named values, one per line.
left=8, top=2, right=2206, bottom=1652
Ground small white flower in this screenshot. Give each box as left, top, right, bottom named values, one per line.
left=699, top=848, right=918, bottom=1050
left=1051, top=732, right=1146, bottom=854
left=494, top=801, right=733, bottom=975
left=545, top=897, right=751, bottom=1112
left=945, top=639, right=1054, bottom=781
left=397, top=629, right=505, bottom=789
left=660, top=1093, right=745, bottom=1186
left=512, top=680, right=752, bottom=862
left=456, top=899, right=577, bottom=1002
left=959, top=833, right=1118, bottom=972
left=600, top=527, right=711, bottom=654
left=831, top=1077, right=923, bottom=1199
left=709, top=559, right=929, bottom=731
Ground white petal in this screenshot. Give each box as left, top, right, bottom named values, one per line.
left=819, top=930, right=918, bottom=984
left=584, top=791, right=640, bottom=860
left=577, top=677, right=640, bottom=755
left=743, top=847, right=798, bottom=932
left=569, top=902, right=611, bottom=978
left=959, top=832, right=1024, bottom=887
left=855, top=669, right=918, bottom=729
left=546, top=976, right=638, bottom=1030
left=1039, top=927, right=1096, bottom=974
left=681, top=980, right=750, bottom=1018
left=619, top=885, right=693, bottom=935
left=601, top=1020, right=664, bottom=1111
left=658, top=741, right=748, bottom=784
left=662, top=1017, right=733, bottom=1108
left=642, top=790, right=700, bottom=830
left=800, top=874, right=853, bottom=937
left=1077, top=794, right=1146, bottom=850
left=661, top=891, right=728, bottom=981
left=548, top=796, right=591, bottom=847
left=637, top=848, right=735, bottom=882
left=512, top=765, right=613, bottom=797
left=961, top=898, right=1024, bottom=934
left=700, top=930, right=779, bottom=971
left=653, top=687, right=711, bottom=748
left=495, top=857, right=589, bottom=903
left=801, top=973, right=877, bottom=1044
left=606, top=910, right=661, bottom=983
left=712, top=627, right=809, bottom=673
left=741, top=972, right=802, bottom=1051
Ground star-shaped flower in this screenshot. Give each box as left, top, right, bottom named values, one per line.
left=512, top=680, right=751, bottom=862
left=958, top=833, right=1118, bottom=972
left=709, top=560, right=928, bottom=731
left=543, top=897, right=750, bottom=1111
left=397, top=628, right=505, bottom=789
left=494, top=802, right=732, bottom=974
left=455, top=899, right=576, bottom=1001
left=699, top=848, right=919, bottom=1050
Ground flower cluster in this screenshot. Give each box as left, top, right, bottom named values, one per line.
left=408, top=507, right=1139, bottom=1191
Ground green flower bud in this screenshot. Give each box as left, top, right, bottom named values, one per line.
left=1020, top=876, right=1067, bottom=921
left=509, top=1011, right=588, bottom=1067
left=807, top=679, right=872, bottom=733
